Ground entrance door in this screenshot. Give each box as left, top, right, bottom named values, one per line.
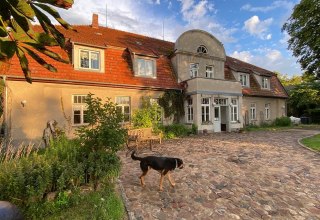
left=214, top=106, right=221, bottom=132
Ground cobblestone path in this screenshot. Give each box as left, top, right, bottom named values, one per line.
left=118, top=129, right=320, bottom=220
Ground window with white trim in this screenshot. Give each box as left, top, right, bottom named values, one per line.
left=190, top=63, right=198, bottom=78
left=262, top=77, right=270, bottom=89
left=265, top=103, right=270, bottom=120
left=239, top=73, right=249, bottom=87
left=72, top=95, right=88, bottom=125
left=205, top=65, right=214, bottom=78
left=231, top=99, right=239, bottom=122
left=250, top=103, right=256, bottom=120
left=186, top=98, right=193, bottom=123
left=80, top=49, right=100, bottom=70
left=214, top=98, right=228, bottom=106
left=197, top=45, right=208, bottom=54
left=136, top=58, right=156, bottom=78
left=201, top=98, right=210, bottom=123
left=116, top=96, right=131, bottom=122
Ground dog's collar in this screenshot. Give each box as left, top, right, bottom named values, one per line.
left=175, top=159, right=178, bottom=169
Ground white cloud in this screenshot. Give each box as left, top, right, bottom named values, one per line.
left=244, top=15, right=273, bottom=40
left=230, top=48, right=301, bottom=75
left=241, top=1, right=295, bottom=13
left=230, top=51, right=253, bottom=63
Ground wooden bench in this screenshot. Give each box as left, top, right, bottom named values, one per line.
left=126, top=127, right=162, bottom=151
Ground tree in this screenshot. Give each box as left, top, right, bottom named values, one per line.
left=288, top=81, right=320, bottom=116
left=282, top=0, right=320, bottom=80
left=0, top=0, right=74, bottom=83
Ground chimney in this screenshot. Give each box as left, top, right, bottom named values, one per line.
left=92, top=13, right=99, bottom=28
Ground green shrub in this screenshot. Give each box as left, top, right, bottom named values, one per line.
left=273, top=116, right=292, bottom=126
left=160, top=123, right=196, bottom=139
left=131, top=96, right=162, bottom=129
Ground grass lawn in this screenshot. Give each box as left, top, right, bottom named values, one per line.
left=301, top=134, right=320, bottom=152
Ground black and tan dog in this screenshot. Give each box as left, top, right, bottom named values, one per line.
left=131, top=151, right=184, bottom=191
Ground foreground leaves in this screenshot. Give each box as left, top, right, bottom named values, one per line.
left=0, top=0, right=74, bottom=83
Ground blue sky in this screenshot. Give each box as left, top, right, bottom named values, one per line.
left=58, top=0, right=301, bottom=76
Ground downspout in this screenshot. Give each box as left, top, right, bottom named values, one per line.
left=2, top=76, right=8, bottom=143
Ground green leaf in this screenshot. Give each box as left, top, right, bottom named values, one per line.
left=0, top=39, right=17, bottom=59
left=16, top=0, right=36, bottom=20
left=25, top=42, right=69, bottom=64
left=34, top=3, right=74, bottom=30
left=32, top=0, right=74, bottom=9
left=0, top=27, right=8, bottom=37
left=23, top=46, right=57, bottom=72
left=16, top=47, right=32, bottom=83
left=30, top=4, right=66, bottom=48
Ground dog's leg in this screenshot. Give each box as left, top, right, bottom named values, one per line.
left=139, top=169, right=148, bottom=187
left=159, top=174, right=165, bottom=191
left=167, top=172, right=175, bottom=187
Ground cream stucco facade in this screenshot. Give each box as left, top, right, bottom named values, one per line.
left=6, top=81, right=164, bottom=144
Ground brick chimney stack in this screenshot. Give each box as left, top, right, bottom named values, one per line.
left=92, top=13, right=99, bottom=28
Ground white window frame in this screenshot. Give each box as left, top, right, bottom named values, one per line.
left=239, top=73, right=249, bottom=87
left=205, top=65, right=214, bottom=78
left=230, top=99, right=239, bottom=122
left=250, top=103, right=256, bottom=120
left=186, top=98, right=193, bottom=123
left=79, top=49, right=100, bottom=70
left=74, top=45, right=105, bottom=73
left=197, top=45, right=208, bottom=54
left=135, top=57, right=156, bottom=78
left=201, top=98, right=210, bottom=123
left=262, top=77, right=270, bottom=89
left=72, top=95, right=88, bottom=126
left=265, top=103, right=270, bottom=120
left=190, top=63, right=199, bottom=78
left=116, top=96, right=131, bottom=122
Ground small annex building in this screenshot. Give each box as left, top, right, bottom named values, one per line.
left=1, top=14, right=288, bottom=144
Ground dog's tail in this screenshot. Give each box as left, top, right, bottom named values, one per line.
left=131, top=150, right=143, bottom=161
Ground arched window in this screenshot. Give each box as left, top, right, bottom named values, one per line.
left=197, top=45, right=208, bottom=54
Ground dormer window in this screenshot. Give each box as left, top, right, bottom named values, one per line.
left=239, top=73, right=249, bottom=87
left=135, top=57, right=156, bottom=78
left=80, top=50, right=100, bottom=70
left=262, top=77, right=270, bottom=89
left=197, top=45, right=208, bottom=54
left=73, top=45, right=105, bottom=73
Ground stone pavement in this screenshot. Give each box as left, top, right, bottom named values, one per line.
left=118, top=129, right=320, bottom=220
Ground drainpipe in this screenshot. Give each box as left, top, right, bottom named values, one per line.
left=1, top=76, right=8, bottom=145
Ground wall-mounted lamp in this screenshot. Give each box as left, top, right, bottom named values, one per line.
left=21, top=100, right=27, bottom=107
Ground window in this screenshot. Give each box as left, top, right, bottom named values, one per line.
left=214, top=98, right=227, bottom=106
left=197, top=45, right=208, bottom=54
left=80, top=50, right=100, bottom=70
left=239, top=73, right=249, bottom=87
left=116, top=96, right=131, bottom=122
left=72, top=95, right=88, bottom=125
left=186, top=98, right=193, bottom=123
left=190, top=63, right=198, bottom=78
left=231, top=99, right=239, bottom=122
left=136, top=58, right=156, bottom=77
left=206, top=66, right=214, bottom=78
left=250, top=103, right=256, bottom=120
left=262, top=77, right=270, bottom=89
left=265, top=103, right=270, bottom=120
left=201, top=98, right=210, bottom=123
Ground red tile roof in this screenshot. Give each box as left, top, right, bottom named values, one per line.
left=5, top=25, right=288, bottom=98
left=225, top=56, right=288, bottom=98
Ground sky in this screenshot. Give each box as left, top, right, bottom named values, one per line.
left=57, top=0, right=302, bottom=76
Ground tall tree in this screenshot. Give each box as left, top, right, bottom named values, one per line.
left=0, top=0, right=74, bottom=83
left=282, top=0, right=320, bottom=80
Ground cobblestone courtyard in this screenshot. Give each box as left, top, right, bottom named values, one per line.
left=118, top=129, right=320, bottom=220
